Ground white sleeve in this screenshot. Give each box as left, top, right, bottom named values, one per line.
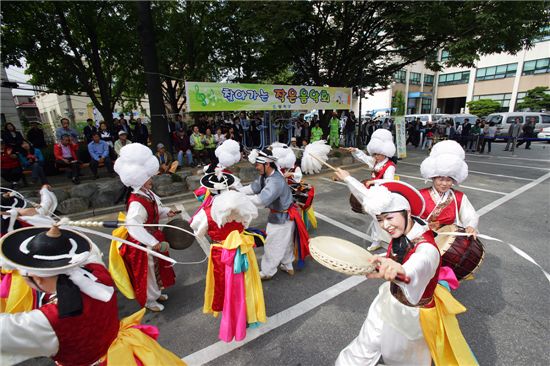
left=0, top=310, right=59, bottom=365
left=291, top=167, right=302, bottom=183
left=396, top=243, right=440, bottom=305
left=459, top=194, right=479, bottom=229
left=150, top=192, right=170, bottom=219
left=126, top=201, right=159, bottom=247
left=383, top=165, right=395, bottom=180
left=343, top=176, right=370, bottom=207
left=238, top=185, right=254, bottom=195
left=189, top=209, right=208, bottom=237
left=351, top=150, right=375, bottom=168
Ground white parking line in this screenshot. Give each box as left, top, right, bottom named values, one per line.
left=464, top=159, right=550, bottom=171
left=398, top=161, right=537, bottom=181
left=465, top=153, right=550, bottom=163
left=180, top=171, right=550, bottom=364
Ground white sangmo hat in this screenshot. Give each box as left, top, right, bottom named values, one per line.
left=367, top=129, right=396, bottom=158
left=420, top=140, right=468, bottom=184
left=114, top=143, right=159, bottom=190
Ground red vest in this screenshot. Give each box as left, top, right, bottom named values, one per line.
left=40, top=264, right=119, bottom=366
left=419, top=188, right=463, bottom=226
left=372, top=160, right=395, bottom=180
left=386, top=230, right=440, bottom=308
left=121, top=192, right=175, bottom=306
left=204, top=204, right=244, bottom=242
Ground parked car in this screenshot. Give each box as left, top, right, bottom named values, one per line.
left=485, top=112, right=550, bottom=140
left=537, top=126, right=550, bottom=142
left=436, top=114, right=477, bottom=130
left=404, top=114, right=450, bottom=126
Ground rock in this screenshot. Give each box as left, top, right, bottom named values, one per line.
left=97, top=179, right=124, bottom=192
left=90, top=189, right=119, bottom=209
left=71, top=183, right=98, bottom=199
left=57, top=197, right=90, bottom=215
left=326, top=157, right=340, bottom=169
left=52, top=188, right=70, bottom=202
left=341, top=156, right=354, bottom=165
left=238, top=166, right=258, bottom=182
left=185, top=175, right=202, bottom=191
left=156, top=182, right=187, bottom=197
left=152, top=174, right=172, bottom=190
left=179, top=170, right=193, bottom=180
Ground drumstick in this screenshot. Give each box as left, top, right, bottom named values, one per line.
left=308, top=152, right=338, bottom=171
left=372, top=259, right=411, bottom=284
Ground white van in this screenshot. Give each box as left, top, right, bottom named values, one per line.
left=404, top=114, right=449, bottom=126
left=485, top=112, right=550, bottom=139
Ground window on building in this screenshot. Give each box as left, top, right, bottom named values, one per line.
left=523, top=58, right=550, bottom=75
left=476, top=63, right=517, bottom=81
left=534, top=26, right=550, bottom=43
left=440, top=50, right=450, bottom=62
left=423, top=74, right=434, bottom=86
left=438, top=71, right=470, bottom=86
left=393, top=70, right=406, bottom=83
left=409, top=72, right=421, bottom=85
left=472, top=93, right=513, bottom=112
left=516, top=89, right=550, bottom=110
left=421, top=98, right=432, bottom=113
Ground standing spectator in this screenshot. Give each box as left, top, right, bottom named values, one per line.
left=413, top=118, right=422, bottom=147
left=132, top=118, right=149, bottom=145
left=173, top=127, right=193, bottom=167
left=344, top=111, right=357, bottom=147
left=114, top=130, right=132, bottom=157
left=119, top=117, right=133, bottom=138
left=310, top=121, right=323, bottom=143
left=469, top=120, right=481, bottom=152
left=26, top=121, right=46, bottom=149
left=479, top=122, right=496, bottom=153
left=98, top=121, right=114, bottom=159
left=190, top=125, right=206, bottom=166
left=83, top=118, right=97, bottom=143
left=111, top=118, right=121, bottom=137
left=461, top=119, right=472, bottom=150
left=53, top=134, right=81, bottom=184
left=18, top=140, right=48, bottom=185
left=421, top=123, right=435, bottom=150
left=167, top=118, right=176, bottom=136
left=88, top=132, right=115, bottom=179
left=204, top=128, right=216, bottom=164
left=2, top=122, right=24, bottom=148
left=328, top=112, right=340, bottom=148
left=239, top=112, right=251, bottom=147
left=504, top=117, right=522, bottom=152
left=175, top=114, right=185, bottom=131
left=477, top=121, right=487, bottom=153
left=445, top=121, right=456, bottom=140
left=251, top=112, right=262, bottom=147
left=1, top=139, right=23, bottom=188
left=55, top=118, right=79, bottom=143
left=517, top=116, right=536, bottom=149
left=233, top=117, right=244, bottom=145
left=214, top=127, right=226, bottom=147
left=155, top=143, right=178, bottom=174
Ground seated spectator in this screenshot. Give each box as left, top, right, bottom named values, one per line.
left=53, top=134, right=81, bottom=184
left=18, top=140, right=48, bottom=185
left=190, top=125, right=207, bottom=166
left=26, top=121, right=47, bottom=149
left=114, top=130, right=132, bottom=156
left=83, top=118, right=97, bottom=144
left=172, top=127, right=193, bottom=167
left=98, top=121, right=114, bottom=148
left=133, top=118, right=149, bottom=145
left=1, top=122, right=24, bottom=149
left=204, top=128, right=216, bottom=164
left=119, top=118, right=132, bottom=138
left=1, top=139, right=23, bottom=189
left=55, top=118, right=79, bottom=143
left=155, top=143, right=178, bottom=174
left=88, top=132, right=115, bottom=179
left=214, top=127, right=226, bottom=147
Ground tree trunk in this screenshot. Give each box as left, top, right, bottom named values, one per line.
left=136, top=1, right=169, bottom=149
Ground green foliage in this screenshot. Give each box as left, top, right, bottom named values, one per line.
left=467, top=99, right=501, bottom=116
left=392, top=91, right=406, bottom=116
left=517, top=86, right=550, bottom=112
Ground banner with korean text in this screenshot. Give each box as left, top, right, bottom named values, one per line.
left=185, top=81, right=351, bottom=112
left=394, top=116, right=407, bottom=159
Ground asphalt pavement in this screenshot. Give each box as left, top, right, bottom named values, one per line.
left=19, top=141, right=550, bottom=366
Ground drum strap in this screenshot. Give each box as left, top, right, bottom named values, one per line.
left=450, top=190, right=462, bottom=227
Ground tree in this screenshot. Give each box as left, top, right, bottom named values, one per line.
left=1, top=1, right=144, bottom=127
left=466, top=99, right=501, bottom=116
left=392, top=91, right=406, bottom=116
left=517, top=86, right=550, bottom=112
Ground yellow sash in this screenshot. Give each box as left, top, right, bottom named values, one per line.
left=305, top=205, right=318, bottom=229
left=419, top=285, right=478, bottom=366
left=108, top=212, right=135, bottom=299
left=0, top=270, right=34, bottom=313
left=101, top=308, right=186, bottom=365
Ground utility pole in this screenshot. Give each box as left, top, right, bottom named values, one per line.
left=136, top=1, right=169, bottom=149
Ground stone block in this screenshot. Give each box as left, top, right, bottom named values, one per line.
left=57, top=197, right=90, bottom=215
left=152, top=174, right=172, bottom=190
left=185, top=175, right=202, bottom=192
left=156, top=182, right=187, bottom=197
left=52, top=188, right=70, bottom=202
left=70, top=183, right=98, bottom=199
left=238, top=166, right=258, bottom=182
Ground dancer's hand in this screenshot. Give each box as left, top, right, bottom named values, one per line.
left=167, top=210, right=178, bottom=217
left=334, top=168, right=350, bottom=181
left=366, top=257, right=406, bottom=282
left=364, top=180, right=374, bottom=188
left=465, top=226, right=477, bottom=240
left=428, top=221, right=441, bottom=231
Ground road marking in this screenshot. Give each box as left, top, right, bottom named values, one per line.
left=398, top=161, right=536, bottom=181
left=464, top=159, right=550, bottom=171
left=180, top=172, right=550, bottom=364
left=175, top=203, right=210, bottom=256
left=465, top=153, right=550, bottom=163
left=182, top=276, right=367, bottom=365
left=396, top=174, right=507, bottom=195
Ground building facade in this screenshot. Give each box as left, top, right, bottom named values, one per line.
left=359, top=38, right=550, bottom=117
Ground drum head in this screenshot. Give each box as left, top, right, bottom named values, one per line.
left=309, top=236, right=376, bottom=276
left=435, top=224, right=459, bottom=253
left=163, top=218, right=195, bottom=250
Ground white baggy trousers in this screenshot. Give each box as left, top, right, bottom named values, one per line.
left=260, top=220, right=295, bottom=277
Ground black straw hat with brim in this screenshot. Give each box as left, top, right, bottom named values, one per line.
left=200, top=172, right=236, bottom=190
left=1, top=187, right=27, bottom=210
left=0, top=226, right=91, bottom=272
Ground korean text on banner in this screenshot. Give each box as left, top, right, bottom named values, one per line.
left=185, top=81, right=352, bottom=112
left=394, top=117, right=407, bottom=159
